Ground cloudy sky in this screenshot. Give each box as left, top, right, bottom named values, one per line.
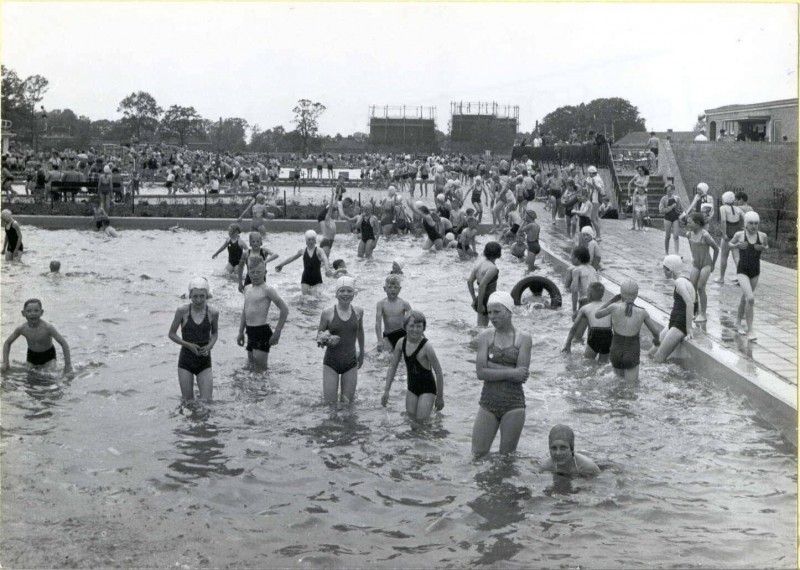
left=2, top=2, right=797, bottom=137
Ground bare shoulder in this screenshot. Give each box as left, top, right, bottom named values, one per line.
left=207, top=305, right=220, bottom=319
left=354, top=305, right=365, bottom=319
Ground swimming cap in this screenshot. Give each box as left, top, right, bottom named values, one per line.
left=620, top=279, right=639, bottom=300
left=436, top=193, right=445, bottom=201
left=445, top=232, right=455, bottom=241
left=335, top=275, right=355, bottom=291
left=393, top=260, right=404, bottom=270
left=549, top=424, right=575, bottom=452
left=304, top=230, right=317, bottom=240
left=696, top=182, right=709, bottom=194
left=744, top=211, right=760, bottom=224
left=414, top=201, right=424, bottom=209
left=662, top=254, right=683, bottom=274
left=588, top=166, right=598, bottom=174
left=580, top=226, right=595, bottom=237
left=103, top=165, right=111, bottom=174
left=487, top=291, right=515, bottom=313
left=388, top=185, right=396, bottom=193
left=188, top=276, right=212, bottom=298
left=721, top=191, right=735, bottom=205
left=436, top=165, right=444, bottom=173
left=1, top=209, right=11, bottom=219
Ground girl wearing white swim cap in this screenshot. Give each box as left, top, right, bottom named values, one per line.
left=472, top=290, right=532, bottom=458
left=716, top=191, right=745, bottom=284
left=274, top=229, right=332, bottom=295
left=729, top=210, right=768, bottom=341
left=653, top=255, right=697, bottom=363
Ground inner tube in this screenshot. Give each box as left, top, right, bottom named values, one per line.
left=510, top=275, right=562, bottom=309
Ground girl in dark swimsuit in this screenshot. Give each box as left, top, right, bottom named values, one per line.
left=730, top=211, right=768, bottom=341
left=407, top=199, right=443, bottom=251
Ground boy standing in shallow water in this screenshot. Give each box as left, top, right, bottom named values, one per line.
left=237, top=258, right=289, bottom=371
left=3, top=298, right=72, bottom=374
left=375, top=275, right=412, bottom=353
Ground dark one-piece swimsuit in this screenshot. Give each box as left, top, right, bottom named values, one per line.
left=403, top=337, right=437, bottom=397
left=323, top=306, right=359, bottom=375
left=178, top=306, right=212, bottom=375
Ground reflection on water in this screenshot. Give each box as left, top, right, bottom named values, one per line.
left=0, top=227, right=795, bottom=568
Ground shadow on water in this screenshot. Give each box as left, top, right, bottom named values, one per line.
left=286, top=409, right=371, bottom=450
left=165, top=403, right=244, bottom=483
left=1, top=367, right=71, bottom=426
left=467, top=457, right=531, bottom=565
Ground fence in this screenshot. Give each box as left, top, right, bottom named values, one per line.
left=717, top=185, right=797, bottom=252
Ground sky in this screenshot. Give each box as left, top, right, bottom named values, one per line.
left=2, top=2, right=797, bottom=138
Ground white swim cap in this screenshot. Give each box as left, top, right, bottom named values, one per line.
left=436, top=193, right=445, bottom=201
left=335, top=275, right=355, bottom=291
left=188, top=276, right=212, bottom=298
left=588, top=166, right=598, bottom=174
left=580, top=226, right=596, bottom=237
left=436, top=165, right=444, bottom=173
left=103, top=165, right=111, bottom=174
left=393, top=260, right=404, bottom=270
left=744, top=211, right=760, bottom=224
left=445, top=232, right=455, bottom=241
left=304, top=230, right=317, bottom=240
left=721, top=191, right=735, bottom=205
left=487, top=291, right=515, bottom=313
left=388, top=185, right=396, bottom=194
left=414, top=201, right=425, bottom=209
left=662, top=255, right=683, bottom=274
left=696, top=182, right=709, bottom=194
left=620, top=279, right=639, bottom=299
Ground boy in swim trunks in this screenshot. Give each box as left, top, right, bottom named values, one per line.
left=212, top=223, right=249, bottom=274
left=562, top=282, right=612, bottom=363
left=564, top=245, right=599, bottom=319
left=381, top=310, right=444, bottom=421
left=2, top=298, right=72, bottom=374
left=237, top=258, right=289, bottom=370
left=375, top=275, right=412, bottom=353
left=467, top=241, right=502, bottom=327
left=594, top=279, right=662, bottom=382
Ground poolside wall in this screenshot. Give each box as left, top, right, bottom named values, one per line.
left=670, top=142, right=798, bottom=208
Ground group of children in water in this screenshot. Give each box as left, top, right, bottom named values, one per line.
left=0, top=164, right=770, bottom=476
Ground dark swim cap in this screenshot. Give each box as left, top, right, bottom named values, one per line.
left=549, top=424, right=575, bottom=452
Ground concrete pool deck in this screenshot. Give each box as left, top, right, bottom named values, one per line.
left=12, top=213, right=799, bottom=445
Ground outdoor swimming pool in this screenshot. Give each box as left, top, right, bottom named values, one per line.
left=1, top=227, right=795, bottom=568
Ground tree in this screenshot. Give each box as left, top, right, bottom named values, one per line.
left=292, top=99, right=326, bottom=156
left=207, top=117, right=249, bottom=152
left=1, top=66, right=26, bottom=127
left=21, top=75, right=49, bottom=151
left=159, top=105, right=204, bottom=146
left=117, top=91, right=162, bottom=141
left=539, top=98, right=646, bottom=142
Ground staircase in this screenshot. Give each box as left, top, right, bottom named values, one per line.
left=616, top=173, right=667, bottom=217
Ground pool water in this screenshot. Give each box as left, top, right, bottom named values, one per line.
left=1, top=227, right=796, bottom=568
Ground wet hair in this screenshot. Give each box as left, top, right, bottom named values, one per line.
left=483, top=241, right=502, bottom=261
left=228, top=223, right=242, bottom=234
left=572, top=245, right=590, bottom=264
left=588, top=282, right=605, bottom=300
left=384, top=274, right=402, bottom=287
left=332, top=259, right=346, bottom=270
left=735, top=191, right=749, bottom=203
left=23, top=298, right=42, bottom=310
left=403, top=310, right=427, bottom=331
left=689, top=212, right=706, bottom=227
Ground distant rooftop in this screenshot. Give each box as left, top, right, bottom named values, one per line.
left=614, top=130, right=696, bottom=146
left=705, top=98, right=798, bottom=114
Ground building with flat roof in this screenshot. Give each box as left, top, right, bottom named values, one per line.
left=705, top=98, right=797, bottom=142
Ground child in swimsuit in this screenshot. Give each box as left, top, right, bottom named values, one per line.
left=2, top=298, right=72, bottom=374
left=565, top=245, right=599, bottom=319
left=168, top=278, right=219, bottom=401
left=562, top=282, right=612, bottom=363
left=715, top=191, right=745, bottom=283
left=275, top=230, right=332, bottom=295
left=237, top=231, right=279, bottom=292
left=457, top=217, right=479, bottom=261
left=652, top=255, right=696, bottom=363
left=407, top=199, right=443, bottom=251
left=580, top=226, right=602, bottom=272
left=539, top=424, right=600, bottom=477
left=237, top=258, right=289, bottom=370
left=686, top=212, right=719, bottom=323
left=467, top=241, right=502, bottom=327
left=317, top=276, right=364, bottom=406
left=518, top=205, right=541, bottom=272
left=472, top=291, right=532, bottom=458
left=2, top=209, right=23, bottom=261
left=729, top=211, right=768, bottom=341
left=594, top=279, right=662, bottom=383
left=375, top=275, right=412, bottom=353
left=381, top=310, right=445, bottom=421
left=212, top=223, right=249, bottom=274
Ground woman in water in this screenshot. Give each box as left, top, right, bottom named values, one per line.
left=317, top=276, right=365, bottom=405
left=539, top=424, right=600, bottom=477
left=729, top=211, right=768, bottom=341
left=471, top=291, right=532, bottom=458
left=168, top=277, right=219, bottom=402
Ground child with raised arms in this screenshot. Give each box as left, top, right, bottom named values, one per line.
left=237, top=258, right=289, bottom=370
left=3, top=298, right=72, bottom=374
left=375, top=275, right=412, bottom=353
left=381, top=310, right=444, bottom=421
left=212, top=223, right=249, bottom=274
left=274, top=230, right=332, bottom=295
left=168, top=278, right=218, bottom=401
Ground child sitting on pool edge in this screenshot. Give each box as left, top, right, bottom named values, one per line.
left=2, top=298, right=72, bottom=374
